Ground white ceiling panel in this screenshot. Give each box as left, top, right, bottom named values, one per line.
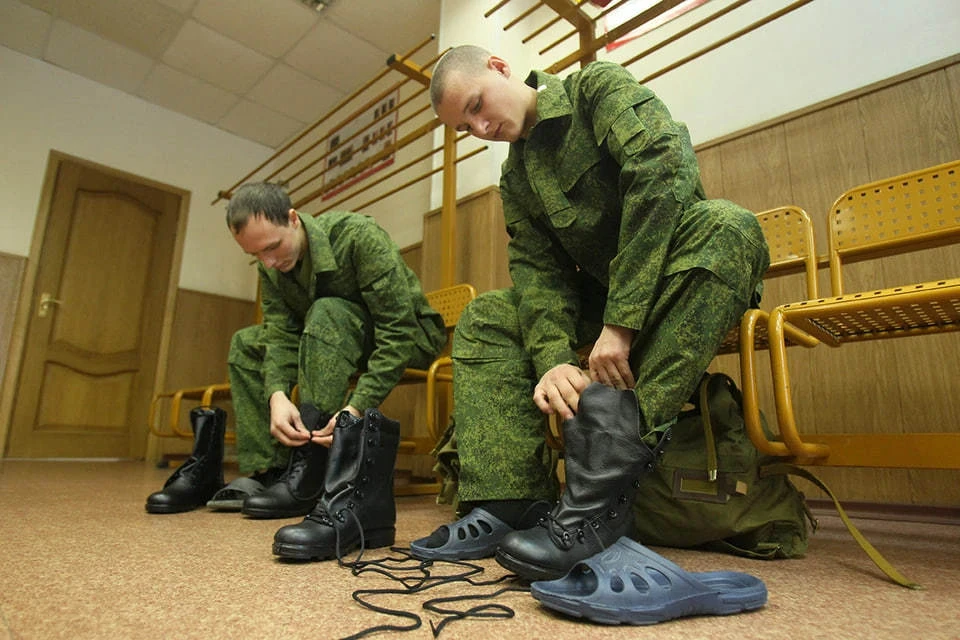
left=139, top=63, right=238, bottom=124
left=220, top=98, right=304, bottom=148
left=192, top=0, right=317, bottom=59
left=0, top=0, right=52, bottom=57
left=56, top=0, right=184, bottom=59
left=4, top=0, right=441, bottom=149
left=162, top=19, right=273, bottom=94
left=285, top=18, right=387, bottom=93
left=325, top=0, right=441, bottom=57
left=247, top=63, right=341, bottom=124
left=45, top=20, right=154, bottom=94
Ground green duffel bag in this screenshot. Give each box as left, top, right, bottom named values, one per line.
left=632, top=372, right=813, bottom=559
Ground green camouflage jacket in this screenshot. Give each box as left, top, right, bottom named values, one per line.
left=501, top=61, right=763, bottom=379
left=258, top=211, right=445, bottom=411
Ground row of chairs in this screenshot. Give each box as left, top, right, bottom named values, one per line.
left=723, top=159, right=960, bottom=469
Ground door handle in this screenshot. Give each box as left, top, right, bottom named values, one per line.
left=38, top=292, right=62, bottom=318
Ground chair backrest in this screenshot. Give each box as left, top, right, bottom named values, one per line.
left=425, top=283, right=478, bottom=329
left=828, top=159, right=960, bottom=295
left=756, top=206, right=819, bottom=300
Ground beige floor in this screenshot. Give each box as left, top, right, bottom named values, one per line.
left=0, top=459, right=958, bottom=640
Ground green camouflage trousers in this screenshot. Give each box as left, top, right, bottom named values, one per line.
left=227, top=297, right=435, bottom=473
left=451, top=266, right=759, bottom=504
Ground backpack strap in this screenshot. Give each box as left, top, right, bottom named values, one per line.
left=762, top=463, right=922, bottom=589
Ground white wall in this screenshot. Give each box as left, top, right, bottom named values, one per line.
left=0, top=46, right=271, bottom=301
left=433, top=0, right=960, bottom=203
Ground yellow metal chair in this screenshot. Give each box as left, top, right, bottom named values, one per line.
left=764, top=160, right=960, bottom=466
left=386, top=283, right=477, bottom=495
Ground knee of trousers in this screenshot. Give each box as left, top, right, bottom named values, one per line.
left=301, top=297, right=371, bottom=357
left=227, top=324, right=265, bottom=367
left=452, top=288, right=524, bottom=360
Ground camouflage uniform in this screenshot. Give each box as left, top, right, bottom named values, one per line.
left=228, top=211, right=446, bottom=473
left=452, top=61, right=770, bottom=503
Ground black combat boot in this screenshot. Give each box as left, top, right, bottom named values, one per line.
left=242, top=404, right=331, bottom=519
left=146, top=406, right=226, bottom=514
left=495, top=383, right=668, bottom=580
left=272, top=408, right=400, bottom=560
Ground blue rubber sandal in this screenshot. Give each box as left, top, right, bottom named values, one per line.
left=530, top=536, right=767, bottom=625
left=409, top=508, right=515, bottom=561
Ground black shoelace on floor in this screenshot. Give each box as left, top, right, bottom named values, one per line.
left=331, top=511, right=529, bottom=639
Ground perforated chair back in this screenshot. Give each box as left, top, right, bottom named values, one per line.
left=426, top=283, right=477, bottom=329
left=758, top=205, right=819, bottom=300
left=828, top=159, right=960, bottom=295
left=715, top=206, right=818, bottom=355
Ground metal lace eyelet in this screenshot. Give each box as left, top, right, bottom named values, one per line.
left=618, top=494, right=627, bottom=504
left=608, top=509, right=618, bottom=519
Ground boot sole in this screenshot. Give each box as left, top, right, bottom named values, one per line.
left=272, top=527, right=396, bottom=561
left=495, top=548, right=567, bottom=582
left=144, top=503, right=204, bottom=514
left=241, top=505, right=315, bottom=519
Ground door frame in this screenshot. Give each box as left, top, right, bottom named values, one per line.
left=0, top=151, right=189, bottom=458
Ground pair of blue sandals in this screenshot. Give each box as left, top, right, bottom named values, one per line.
left=410, top=507, right=767, bottom=626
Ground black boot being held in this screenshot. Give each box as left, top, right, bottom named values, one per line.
left=146, top=406, right=226, bottom=514
left=495, top=383, right=669, bottom=580
left=273, top=408, right=400, bottom=561
left=242, top=404, right=331, bottom=519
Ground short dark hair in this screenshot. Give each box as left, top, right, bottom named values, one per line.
left=430, top=44, right=492, bottom=111
left=225, top=182, right=292, bottom=233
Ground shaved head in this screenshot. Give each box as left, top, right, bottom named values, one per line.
left=430, top=45, right=493, bottom=111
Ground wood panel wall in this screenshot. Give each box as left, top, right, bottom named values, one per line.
left=148, top=288, right=256, bottom=461
left=0, top=252, right=26, bottom=455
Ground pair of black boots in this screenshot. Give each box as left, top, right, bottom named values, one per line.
left=145, top=405, right=401, bottom=562
left=144, top=405, right=330, bottom=518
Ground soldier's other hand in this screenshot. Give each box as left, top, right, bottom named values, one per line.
left=310, top=405, right=361, bottom=447
left=268, top=391, right=310, bottom=446
left=534, top=364, right=591, bottom=420
left=588, top=324, right=636, bottom=390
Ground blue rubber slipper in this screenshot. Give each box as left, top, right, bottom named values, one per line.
left=409, top=508, right=515, bottom=561
left=530, top=536, right=767, bottom=625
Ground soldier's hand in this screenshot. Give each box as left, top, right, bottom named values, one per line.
left=268, top=391, right=310, bottom=446
left=534, top=364, right=592, bottom=420
left=588, top=324, right=636, bottom=390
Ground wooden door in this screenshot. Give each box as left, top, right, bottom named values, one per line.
left=7, top=158, right=181, bottom=458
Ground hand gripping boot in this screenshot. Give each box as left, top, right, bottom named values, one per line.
left=272, top=409, right=400, bottom=560
left=496, top=383, right=668, bottom=580
left=242, top=404, right=331, bottom=519
left=146, top=406, right=226, bottom=513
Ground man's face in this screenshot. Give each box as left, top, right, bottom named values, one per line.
left=435, top=56, right=531, bottom=143
left=233, top=209, right=304, bottom=273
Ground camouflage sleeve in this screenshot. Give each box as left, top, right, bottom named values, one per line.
left=344, top=220, right=427, bottom=411
left=578, top=61, right=703, bottom=332
left=259, top=267, right=303, bottom=398
left=501, top=172, right=582, bottom=379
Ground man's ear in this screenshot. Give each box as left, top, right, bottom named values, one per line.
left=489, top=55, right=510, bottom=78
left=287, top=208, right=298, bottom=226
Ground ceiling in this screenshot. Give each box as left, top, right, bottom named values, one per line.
left=1, top=0, right=442, bottom=148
